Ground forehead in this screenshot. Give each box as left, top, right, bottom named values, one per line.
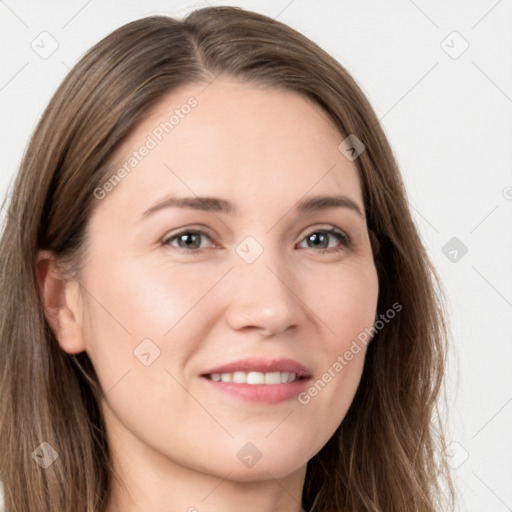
left=94, top=79, right=363, bottom=220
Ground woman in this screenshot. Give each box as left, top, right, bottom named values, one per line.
left=0, top=6, right=455, bottom=511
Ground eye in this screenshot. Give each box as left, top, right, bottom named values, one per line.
left=162, top=226, right=351, bottom=254
left=297, top=228, right=351, bottom=253
left=162, top=229, right=215, bottom=252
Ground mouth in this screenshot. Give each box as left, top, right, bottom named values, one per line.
left=202, top=371, right=308, bottom=384
left=200, top=357, right=312, bottom=404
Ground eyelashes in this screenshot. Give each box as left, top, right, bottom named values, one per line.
left=161, top=226, right=352, bottom=254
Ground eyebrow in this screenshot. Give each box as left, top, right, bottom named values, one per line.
left=141, top=193, right=365, bottom=220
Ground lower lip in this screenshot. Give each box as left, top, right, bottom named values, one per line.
left=200, top=376, right=311, bottom=404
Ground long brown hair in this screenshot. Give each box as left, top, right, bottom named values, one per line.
left=0, top=6, right=455, bottom=511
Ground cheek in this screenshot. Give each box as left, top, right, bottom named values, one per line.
left=80, top=254, right=225, bottom=378
left=297, top=260, right=378, bottom=431
left=315, top=259, right=379, bottom=349
left=79, top=256, right=215, bottom=436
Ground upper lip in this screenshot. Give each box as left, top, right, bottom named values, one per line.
left=201, top=357, right=311, bottom=378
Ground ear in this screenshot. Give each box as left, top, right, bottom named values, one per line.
left=35, top=250, right=86, bottom=354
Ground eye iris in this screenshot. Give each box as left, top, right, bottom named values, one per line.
left=179, top=233, right=201, bottom=249
left=308, top=232, right=329, bottom=249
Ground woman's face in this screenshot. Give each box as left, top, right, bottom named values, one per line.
left=70, top=79, right=379, bottom=482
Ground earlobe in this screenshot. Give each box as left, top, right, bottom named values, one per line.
left=35, top=250, right=86, bottom=354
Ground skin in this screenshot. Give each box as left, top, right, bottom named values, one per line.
left=37, top=78, right=379, bottom=512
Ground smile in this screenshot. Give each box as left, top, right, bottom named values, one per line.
left=205, top=371, right=300, bottom=384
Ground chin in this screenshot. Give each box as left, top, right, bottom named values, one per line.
left=230, top=445, right=310, bottom=482
left=222, top=459, right=307, bottom=483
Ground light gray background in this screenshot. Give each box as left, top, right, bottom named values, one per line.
left=1, top=1, right=511, bottom=511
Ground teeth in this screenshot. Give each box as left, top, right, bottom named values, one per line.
left=264, top=371, right=281, bottom=384
left=208, top=371, right=298, bottom=384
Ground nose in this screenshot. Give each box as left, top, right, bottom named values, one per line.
left=224, top=250, right=302, bottom=337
